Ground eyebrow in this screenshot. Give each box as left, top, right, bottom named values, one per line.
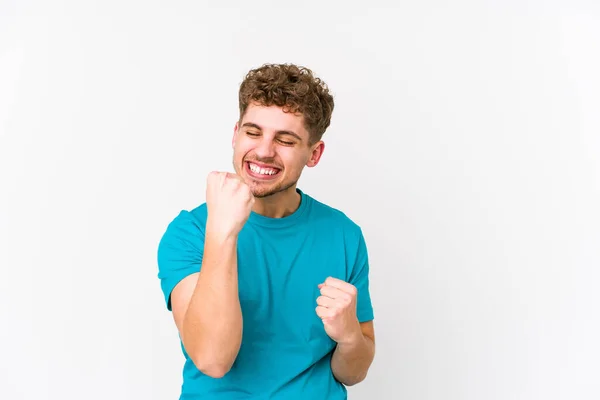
left=242, top=122, right=303, bottom=142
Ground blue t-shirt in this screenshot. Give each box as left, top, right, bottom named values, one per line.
left=157, top=188, right=374, bottom=399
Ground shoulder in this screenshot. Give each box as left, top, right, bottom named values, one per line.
left=305, top=193, right=364, bottom=238
left=168, top=203, right=207, bottom=228
left=158, top=203, right=209, bottom=249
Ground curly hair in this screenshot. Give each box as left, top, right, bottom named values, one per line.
left=238, top=63, right=335, bottom=144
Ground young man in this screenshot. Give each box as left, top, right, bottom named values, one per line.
left=157, top=63, right=375, bottom=399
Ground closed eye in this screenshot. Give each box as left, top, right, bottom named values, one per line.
left=245, top=130, right=294, bottom=145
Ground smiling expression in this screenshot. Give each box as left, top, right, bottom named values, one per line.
left=232, top=102, right=325, bottom=198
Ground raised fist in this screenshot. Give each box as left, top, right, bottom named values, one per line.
left=205, top=171, right=255, bottom=238
left=316, top=277, right=362, bottom=345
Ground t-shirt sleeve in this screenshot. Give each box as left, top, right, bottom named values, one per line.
left=349, top=228, right=374, bottom=323
left=157, top=210, right=205, bottom=311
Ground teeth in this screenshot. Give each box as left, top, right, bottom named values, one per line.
left=250, top=163, right=278, bottom=175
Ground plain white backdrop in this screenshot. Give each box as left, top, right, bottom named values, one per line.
left=1, top=1, right=599, bottom=399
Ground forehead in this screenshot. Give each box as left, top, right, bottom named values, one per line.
left=241, top=103, right=309, bottom=138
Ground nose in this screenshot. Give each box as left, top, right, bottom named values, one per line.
left=254, top=137, right=276, bottom=159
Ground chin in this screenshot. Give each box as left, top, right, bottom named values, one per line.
left=247, top=181, right=282, bottom=198
left=250, top=179, right=299, bottom=199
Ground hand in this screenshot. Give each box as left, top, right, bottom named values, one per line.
left=205, top=171, right=254, bottom=238
left=316, top=277, right=362, bottom=345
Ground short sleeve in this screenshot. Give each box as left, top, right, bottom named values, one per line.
left=349, top=229, right=374, bottom=323
left=157, top=210, right=205, bottom=311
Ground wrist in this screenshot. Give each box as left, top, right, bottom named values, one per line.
left=205, top=219, right=239, bottom=243
left=336, top=323, right=364, bottom=347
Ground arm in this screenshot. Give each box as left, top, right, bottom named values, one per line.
left=170, top=228, right=242, bottom=378
left=316, top=276, right=376, bottom=386
left=161, top=171, right=253, bottom=378
left=331, top=321, right=376, bottom=386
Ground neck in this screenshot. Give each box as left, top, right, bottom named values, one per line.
left=252, top=187, right=301, bottom=218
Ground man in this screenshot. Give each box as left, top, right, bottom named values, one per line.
left=157, top=63, right=375, bottom=399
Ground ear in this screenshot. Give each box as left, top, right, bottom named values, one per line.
left=306, top=141, right=325, bottom=168
left=232, top=122, right=239, bottom=148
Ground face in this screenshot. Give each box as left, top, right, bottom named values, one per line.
left=232, top=102, right=324, bottom=198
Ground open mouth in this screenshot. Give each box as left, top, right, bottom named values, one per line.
left=245, top=161, right=281, bottom=180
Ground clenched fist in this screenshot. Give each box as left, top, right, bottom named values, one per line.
left=205, top=171, right=255, bottom=239
left=316, top=277, right=362, bottom=345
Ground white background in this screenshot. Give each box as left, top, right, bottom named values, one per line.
left=1, top=1, right=599, bottom=399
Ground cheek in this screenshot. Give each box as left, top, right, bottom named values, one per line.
left=281, top=153, right=308, bottom=173
left=234, top=142, right=250, bottom=159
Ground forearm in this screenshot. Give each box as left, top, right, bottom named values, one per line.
left=182, top=228, right=242, bottom=376
left=331, top=332, right=375, bottom=386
